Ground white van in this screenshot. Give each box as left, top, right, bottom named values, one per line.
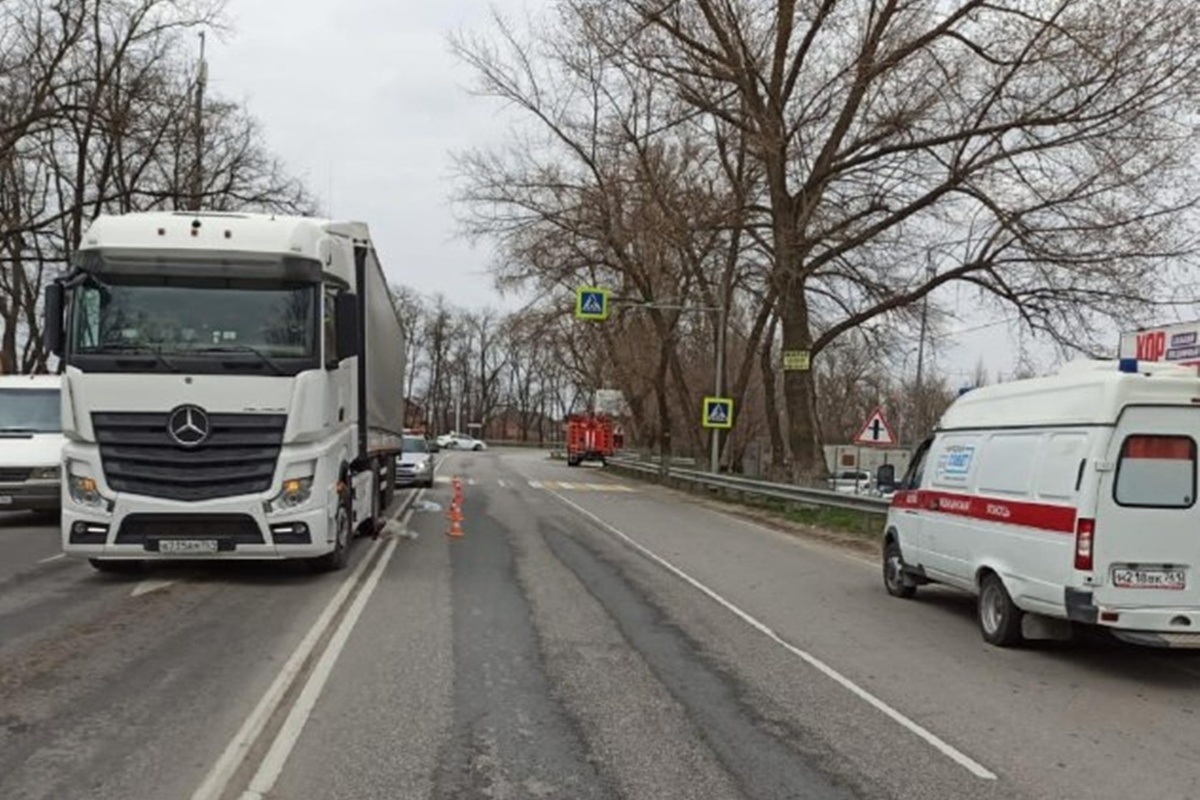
left=883, top=359, right=1200, bottom=648
left=0, top=375, right=63, bottom=512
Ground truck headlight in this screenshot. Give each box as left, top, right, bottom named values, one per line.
left=68, top=473, right=102, bottom=507
left=266, top=477, right=314, bottom=513
left=414, top=460, right=430, bottom=473
left=30, top=466, right=61, bottom=481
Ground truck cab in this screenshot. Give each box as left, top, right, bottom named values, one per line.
left=44, top=211, right=405, bottom=572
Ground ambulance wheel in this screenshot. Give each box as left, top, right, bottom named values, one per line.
left=883, top=539, right=916, bottom=599
left=979, top=573, right=1023, bottom=647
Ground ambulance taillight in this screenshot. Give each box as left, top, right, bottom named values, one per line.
left=1074, top=518, right=1095, bottom=571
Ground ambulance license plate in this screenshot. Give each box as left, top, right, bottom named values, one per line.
left=1112, top=567, right=1186, bottom=590
left=158, top=539, right=218, bottom=555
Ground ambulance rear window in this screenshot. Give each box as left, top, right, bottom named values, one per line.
left=1114, top=434, right=1196, bottom=509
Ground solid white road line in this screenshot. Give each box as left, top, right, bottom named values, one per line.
left=189, top=537, right=385, bottom=800
left=548, top=489, right=998, bottom=782
left=241, top=536, right=398, bottom=799
left=191, top=488, right=425, bottom=800
left=37, top=552, right=65, bottom=563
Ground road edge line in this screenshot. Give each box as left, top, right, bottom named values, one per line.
left=546, top=489, right=999, bottom=782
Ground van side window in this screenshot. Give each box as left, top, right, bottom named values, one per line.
left=1114, top=435, right=1196, bottom=509
left=902, top=440, right=932, bottom=490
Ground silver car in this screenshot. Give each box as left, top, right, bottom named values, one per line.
left=395, top=435, right=435, bottom=488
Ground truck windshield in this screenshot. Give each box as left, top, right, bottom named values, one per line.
left=0, top=389, right=60, bottom=433
left=70, top=274, right=316, bottom=359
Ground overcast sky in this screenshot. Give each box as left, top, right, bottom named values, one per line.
left=208, top=0, right=1093, bottom=386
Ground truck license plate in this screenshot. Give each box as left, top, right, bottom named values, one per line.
left=158, top=539, right=218, bottom=555
left=1112, top=567, right=1186, bottom=590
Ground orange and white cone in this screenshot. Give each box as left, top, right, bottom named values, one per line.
left=446, top=500, right=464, bottom=539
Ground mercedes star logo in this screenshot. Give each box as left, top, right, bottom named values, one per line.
left=167, top=404, right=211, bottom=447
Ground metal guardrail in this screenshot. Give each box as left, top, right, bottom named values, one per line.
left=606, top=456, right=892, bottom=515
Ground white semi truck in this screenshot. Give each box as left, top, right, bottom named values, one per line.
left=44, top=211, right=406, bottom=572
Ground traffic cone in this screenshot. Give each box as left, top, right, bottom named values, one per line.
left=446, top=500, right=464, bottom=539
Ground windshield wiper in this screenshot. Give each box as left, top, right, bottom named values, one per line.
left=193, top=344, right=285, bottom=375
left=89, top=343, right=179, bottom=372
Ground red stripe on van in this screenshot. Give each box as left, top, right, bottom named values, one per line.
left=891, top=490, right=1076, bottom=534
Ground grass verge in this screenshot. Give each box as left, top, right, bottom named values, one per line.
left=606, top=463, right=887, bottom=546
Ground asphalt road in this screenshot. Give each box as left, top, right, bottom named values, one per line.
left=2, top=449, right=1199, bottom=799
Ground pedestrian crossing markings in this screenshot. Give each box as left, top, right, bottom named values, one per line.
left=528, top=480, right=635, bottom=492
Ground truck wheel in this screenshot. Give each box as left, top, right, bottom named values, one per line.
left=979, top=573, right=1023, bottom=647
left=312, top=502, right=352, bottom=572
left=89, top=559, right=144, bottom=576
left=882, top=539, right=916, bottom=599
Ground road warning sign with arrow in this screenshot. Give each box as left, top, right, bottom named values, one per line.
left=854, top=406, right=896, bottom=446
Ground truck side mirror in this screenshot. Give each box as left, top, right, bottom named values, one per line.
left=335, top=292, right=360, bottom=360
left=45, top=283, right=64, bottom=356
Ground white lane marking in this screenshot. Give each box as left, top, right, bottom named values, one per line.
left=191, top=489, right=425, bottom=800
left=528, top=480, right=544, bottom=489
left=189, top=538, right=385, bottom=800
left=131, top=579, right=177, bottom=597
left=241, top=536, right=398, bottom=799
left=547, top=490, right=998, bottom=781
left=37, top=552, right=65, bottom=563
left=498, top=479, right=507, bottom=488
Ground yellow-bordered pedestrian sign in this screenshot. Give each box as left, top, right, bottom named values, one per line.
left=575, top=287, right=610, bottom=321
left=702, top=396, right=733, bottom=429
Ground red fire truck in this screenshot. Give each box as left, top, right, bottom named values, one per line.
left=565, top=413, right=617, bottom=466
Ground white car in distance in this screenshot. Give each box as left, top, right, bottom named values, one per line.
left=436, top=432, right=487, bottom=451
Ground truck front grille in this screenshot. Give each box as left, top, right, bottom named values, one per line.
left=93, top=412, right=286, bottom=501
left=115, top=513, right=265, bottom=546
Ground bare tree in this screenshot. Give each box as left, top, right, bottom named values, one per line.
left=459, top=0, right=1200, bottom=477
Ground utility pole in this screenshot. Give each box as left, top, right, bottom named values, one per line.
left=189, top=31, right=207, bottom=211
left=913, top=259, right=936, bottom=442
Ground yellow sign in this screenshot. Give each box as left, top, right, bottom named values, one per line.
left=702, top=397, right=734, bottom=429
left=782, top=350, right=811, bottom=371
left=574, top=287, right=610, bottom=321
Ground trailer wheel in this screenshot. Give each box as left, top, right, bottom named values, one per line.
left=979, top=572, right=1023, bottom=647
left=882, top=539, right=916, bottom=599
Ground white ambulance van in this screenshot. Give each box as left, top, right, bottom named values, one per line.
left=883, top=358, right=1200, bottom=648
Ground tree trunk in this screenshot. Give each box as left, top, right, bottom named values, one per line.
left=655, top=340, right=672, bottom=475
left=779, top=281, right=822, bottom=481
left=760, top=314, right=784, bottom=478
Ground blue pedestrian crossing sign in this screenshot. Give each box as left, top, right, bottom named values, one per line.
left=575, top=287, right=610, bottom=321
left=702, top=396, right=734, bottom=429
